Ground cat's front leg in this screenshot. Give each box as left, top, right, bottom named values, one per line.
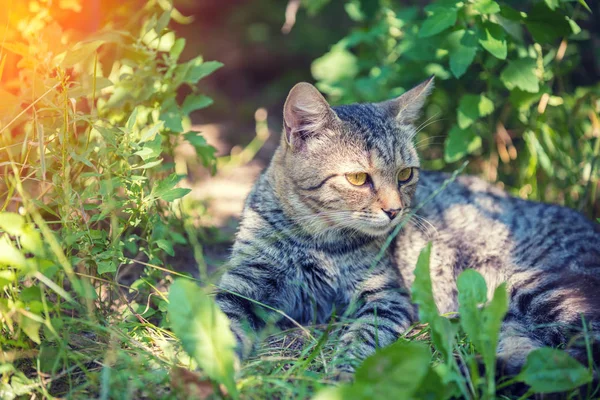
left=333, top=266, right=416, bottom=378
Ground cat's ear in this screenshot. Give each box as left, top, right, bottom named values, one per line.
left=283, top=82, right=336, bottom=148
left=379, top=76, right=434, bottom=123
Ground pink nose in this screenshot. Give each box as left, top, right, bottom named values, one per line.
left=382, top=208, right=400, bottom=220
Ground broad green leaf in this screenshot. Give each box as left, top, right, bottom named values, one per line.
left=544, top=0, right=559, bottom=10
left=136, top=135, right=163, bottom=161
left=0, top=212, right=25, bottom=235
left=170, top=38, right=186, bottom=61
left=525, top=3, right=572, bottom=44
left=20, top=225, right=45, bottom=257
left=500, top=58, right=539, bottom=93
left=152, top=174, right=183, bottom=199
left=312, top=386, right=345, bottom=400
left=509, top=87, right=547, bottom=111
left=59, top=40, right=104, bottom=67
left=517, top=348, right=592, bottom=393
left=131, top=159, right=163, bottom=170
left=20, top=315, right=42, bottom=344
left=414, top=366, right=456, bottom=400
left=457, top=269, right=488, bottom=351
left=311, top=46, right=358, bottom=83
left=160, top=108, right=184, bottom=133
left=479, top=282, right=508, bottom=374
left=419, top=3, right=458, bottom=38
left=180, top=58, right=223, bottom=84
left=411, top=243, right=456, bottom=361
left=446, top=30, right=478, bottom=78
left=457, top=94, right=495, bottom=129
left=0, top=236, right=27, bottom=269
left=444, top=125, right=482, bottom=163
left=160, top=188, right=192, bottom=202
left=184, top=132, right=217, bottom=171
left=0, top=270, right=16, bottom=290
left=472, top=0, right=500, bottom=14
left=126, top=107, right=139, bottom=131
left=411, top=243, right=437, bottom=323
left=182, top=94, right=213, bottom=114
left=156, top=239, right=175, bottom=256
left=352, top=341, right=432, bottom=397
left=168, top=279, right=238, bottom=397
left=479, top=22, right=507, bottom=60
left=97, top=260, right=116, bottom=275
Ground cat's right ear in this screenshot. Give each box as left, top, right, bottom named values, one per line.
left=283, top=83, right=336, bottom=149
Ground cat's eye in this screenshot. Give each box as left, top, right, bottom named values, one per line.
left=397, top=168, right=413, bottom=183
left=346, top=172, right=368, bottom=186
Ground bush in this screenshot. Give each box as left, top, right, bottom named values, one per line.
left=309, top=0, right=599, bottom=219
left=0, top=0, right=219, bottom=397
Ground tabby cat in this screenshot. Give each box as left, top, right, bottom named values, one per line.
left=215, top=78, right=600, bottom=379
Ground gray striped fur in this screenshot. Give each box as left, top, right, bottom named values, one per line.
left=215, top=79, right=600, bottom=378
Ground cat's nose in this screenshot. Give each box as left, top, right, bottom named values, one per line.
left=382, top=208, right=401, bottom=220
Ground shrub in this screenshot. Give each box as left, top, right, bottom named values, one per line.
left=309, top=0, right=599, bottom=218
left=0, top=0, right=219, bottom=397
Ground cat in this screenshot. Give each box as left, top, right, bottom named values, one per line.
left=215, top=77, right=600, bottom=381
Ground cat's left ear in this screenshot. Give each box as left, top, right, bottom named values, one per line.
left=379, top=76, right=434, bottom=123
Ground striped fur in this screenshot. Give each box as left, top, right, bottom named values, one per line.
left=216, top=79, right=600, bottom=378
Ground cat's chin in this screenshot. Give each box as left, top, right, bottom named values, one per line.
left=352, top=223, right=398, bottom=238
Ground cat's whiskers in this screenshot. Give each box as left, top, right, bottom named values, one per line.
left=414, top=135, right=446, bottom=150
left=412, top=214, right=438, bottom=238
left=414, top=111, right=441, bottom=133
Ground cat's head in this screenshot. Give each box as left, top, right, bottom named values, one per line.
left=274, top=78, right=434, bottom=238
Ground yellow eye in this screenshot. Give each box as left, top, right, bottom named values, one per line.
left=346, top=172, right=368, bottom=186
left=397, top=168, right=413, bottom=183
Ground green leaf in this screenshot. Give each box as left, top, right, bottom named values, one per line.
left=180, top=58, right=223, bottom=84
left=168, top=279, right=238, bottom=397
left=160, top=188, right=191, bottom=202
left=352, top=341, right=432, bottom=397
left=525, top=3, right=572, bottom=44
left=479, top=282, right=508, bottom=373
left=126, top=107, right=139, bottom=132
left=500, top=58, right=539, bottom=93
left=20, top=315, right=42, bottom=344
left=182, top=94, right=213, bottom=115
left=60, top=40, right=104, bottom=67
left=0, top=212, right=25, bottom=235
left=479, top=22, right=507, bottom=60
left=457, top=269, right=487, bottom=350
left=311, top=46, right=358, bottom=84
left=446, top=30, right=479, bottom=78
left=544, top=0, right=559, bottom=10
left=0, top=236, right=27, bottom=268
left=419, top=3, right=458, bottom=38
left=184, top=132, right=217, bottom=172
left=444, top=125, right=482, bottom=163
left=170, top=38, right=186, bottom=61
left=517, top=348, right=592, bottom=393
left=414, top=366, right=456, bottom=400
left=411, top=243, right=456, bottom=362
left=457, top=94, right=495, bottom=129
left=97, top=260, right=116, bottom=275
left=578, top=0, right=591, bottom=13
left=472, top=0, right=500, bottom=14
left=156, top=239, right=175, bottom=257
left=20, top=225, right=45, bottom=257
left=524, top=130, right=553, bottom=175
